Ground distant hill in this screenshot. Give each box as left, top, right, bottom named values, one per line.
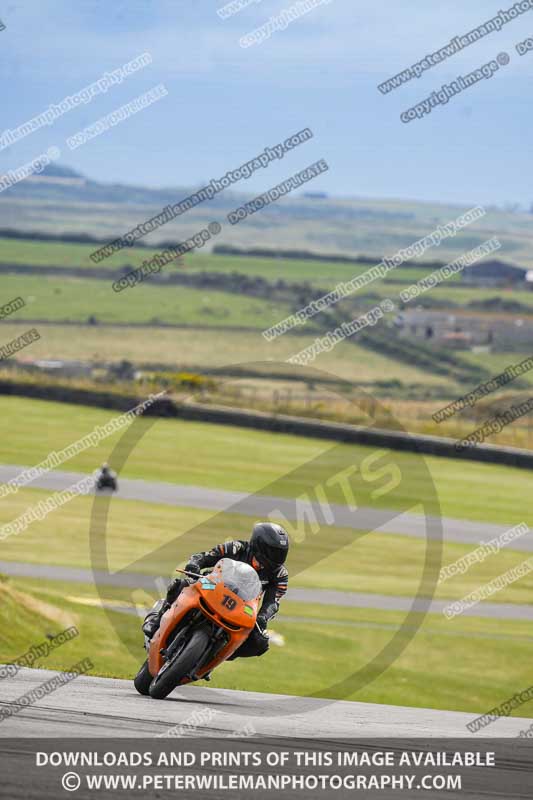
left=1, top=162, right=532, bottom=267
left=38, top=164, right=84, bottom=179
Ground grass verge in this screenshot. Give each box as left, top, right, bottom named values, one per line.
left=2, top=575, right=533, bottom=718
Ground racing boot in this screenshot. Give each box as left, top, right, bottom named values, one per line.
left=142, top=599, right=168, bottom=642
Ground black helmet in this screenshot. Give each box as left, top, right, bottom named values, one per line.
left=250, top=522, right=289, bottom=571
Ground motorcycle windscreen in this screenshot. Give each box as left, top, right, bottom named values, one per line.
left=217, top=558, right=262, bottom=601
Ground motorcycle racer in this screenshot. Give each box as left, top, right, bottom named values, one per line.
left=96, top=463, right=118, bottom=491
left=142, top=522, right=289, bottom=659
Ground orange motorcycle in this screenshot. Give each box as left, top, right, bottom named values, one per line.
left=134, top=558, right=262, bottom=699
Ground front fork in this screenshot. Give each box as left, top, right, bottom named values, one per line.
left=164, top=618, right=228, bottom=681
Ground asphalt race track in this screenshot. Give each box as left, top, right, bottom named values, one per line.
left=1, top=668, right=531, bottom=738
left=1, top=463, right=532, bottom=621
left=1, top=560, right=531, bottom=620
left=1, top=464, right=532, bottom=550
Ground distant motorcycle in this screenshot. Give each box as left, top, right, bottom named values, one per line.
left=95, top=471, right=118, bottom=492
left=134, top=558, right=262, bottom=699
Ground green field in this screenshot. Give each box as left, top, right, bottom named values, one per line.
left=3, top=187, right=533, bottom=266
left=0, top=397, right=532, bottom=526
left=1, top=483, right=532, bottom=606
left=0, top=236, right=376, bottom=285
left=3, top=234, right=533, bottom=418
left=3, top=575, right=533, bottom=716
left=0, top=322, right=454, bottom=391
left=0, top=273, right=297, bottom=328
left=3, top=233, right=532, bottom=297
left=0, top=236, right=143, bottom=272
left=1, top=236, right=530, bottom=305
left=1, top=398, right=532, bottom=623
left=0, top=389, right=532, bottom=717
left=0, top=236, right=398, bottom=286
left=462, top=350, right=533, bottom=385
left=1, top=223, right=533, bottom=719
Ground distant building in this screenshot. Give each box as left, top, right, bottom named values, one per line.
left=440, top=331, right=472, bottom=350
left=462, top=259, right=526, bottom=287
left=30, top=359, right=93, bottom=377
left=399, top=308, right=533, bottom=349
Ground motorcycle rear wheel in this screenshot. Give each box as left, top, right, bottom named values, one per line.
left=149, top=626, right=211, bottom=699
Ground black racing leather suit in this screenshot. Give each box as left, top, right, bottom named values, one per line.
left=166, top=539, right=289, bottom=658
left=96, top=468, right=117, bottom=490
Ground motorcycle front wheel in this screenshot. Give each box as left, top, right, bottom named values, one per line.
left=133, top=659, right=152, bottom=696
left=149, top=626, right=211, bottom=699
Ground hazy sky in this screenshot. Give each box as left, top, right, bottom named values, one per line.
left=1, top=0, right=531, bottom=206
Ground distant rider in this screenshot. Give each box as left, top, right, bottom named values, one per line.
left=142, top=522, right=289, bottom=659
left=96, top=463, right=118, bottom=491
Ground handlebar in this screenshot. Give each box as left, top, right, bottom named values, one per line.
left=175, top=567, right=203, bottom=580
